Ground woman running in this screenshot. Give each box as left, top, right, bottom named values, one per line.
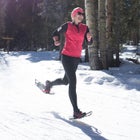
left=45, top=7, right=93, bottom=119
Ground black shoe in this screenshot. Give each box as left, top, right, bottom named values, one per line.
left=73, top=111, right=86, bottom=119
left=44, top=80, right=51, bottom=93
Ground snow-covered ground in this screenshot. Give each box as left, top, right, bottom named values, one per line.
left=0, top=45, right=140, bottom=140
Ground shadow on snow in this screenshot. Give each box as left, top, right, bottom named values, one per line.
left=52, top=112, right=108, bottom=140
left=7, top=51, right=60, bottom=62
left=79, top=61, right=140, bottom=91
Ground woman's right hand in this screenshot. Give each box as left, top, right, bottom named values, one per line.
left=86, top=32, right=92, bottom=42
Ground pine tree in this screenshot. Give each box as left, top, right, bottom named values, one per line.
left=130, top=0, right=139, bottom=45
left=119, top=0, right=140, bottom=45
left=4, top=0, right=48, bottom=51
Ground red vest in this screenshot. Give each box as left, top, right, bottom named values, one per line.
left=62, top=22, right=87, bottom=58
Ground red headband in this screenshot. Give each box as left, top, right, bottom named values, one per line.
left=71, top=7, right=84, bottom=18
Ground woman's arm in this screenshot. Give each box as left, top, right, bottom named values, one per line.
left=85, top=27, right=93, bottom=45
left=52, top=23, right=68, bottom=46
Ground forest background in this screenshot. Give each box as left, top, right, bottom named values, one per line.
left=0, top=0, right=139, bottom=69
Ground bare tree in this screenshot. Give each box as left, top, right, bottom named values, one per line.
left=0, top=0, right=6, bottom=37
left=113, top=0, right=121, bottom=66
left=106, top=0, right=114, bottom=67
left=98, top=0, right=108, bottom=69
left=85, top=0, right=101, bottom=70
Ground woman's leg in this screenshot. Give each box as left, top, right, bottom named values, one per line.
left=50, top=74, right=68, bottom=86
left=45, top=73, right=68, bottom=93
left=62, top=55, right=80, bottom=113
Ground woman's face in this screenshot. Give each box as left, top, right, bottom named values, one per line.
left=73, top=12, right=84, bottom=24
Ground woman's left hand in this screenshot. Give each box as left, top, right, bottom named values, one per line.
left=86, top=32, right=92, bottom=42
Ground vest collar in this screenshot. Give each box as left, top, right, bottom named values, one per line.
left=72, top=21, right=81, bottom=26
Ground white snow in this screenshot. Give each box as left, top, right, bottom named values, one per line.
left=0, top=45, right=140, bottom=140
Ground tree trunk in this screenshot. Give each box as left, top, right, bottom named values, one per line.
left=106, top=0, right=114, bottom=67
left=0, top=0, right=6, bottom=37
left=98, top=0, right=108, bottom=69
left=114, top=0, right=121, bottom=67
left=134, top=0, right=140, bottom=45
left=85, top=0, right=101, bottom=70
left=139, top=0, right=140, bottom=44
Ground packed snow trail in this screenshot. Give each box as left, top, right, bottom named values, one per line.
left=0, top=46, right=140, bottom=140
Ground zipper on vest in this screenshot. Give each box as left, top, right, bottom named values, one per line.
left=75, top=25, right=80, bottom=33
left=72, top=22, right=80, bottom=33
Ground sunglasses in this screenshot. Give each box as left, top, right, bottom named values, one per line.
left=77, top=12, right=84, bottom=16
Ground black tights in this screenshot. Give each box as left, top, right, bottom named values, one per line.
left=51, top=54, right=80, bottom=113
